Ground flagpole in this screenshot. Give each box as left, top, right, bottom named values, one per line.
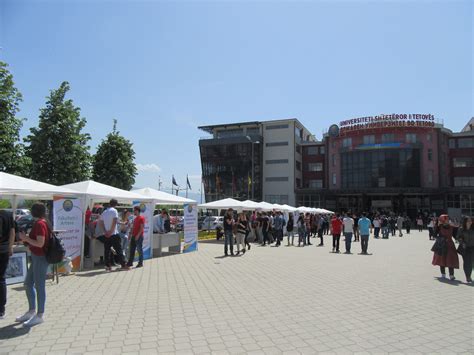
left=186, top=175, right=188, bottom=198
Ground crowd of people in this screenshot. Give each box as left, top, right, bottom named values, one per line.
left=219, top=208, right=474, bottom=284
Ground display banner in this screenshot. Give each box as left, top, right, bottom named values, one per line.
left=53, top=196, right=85, bottom=270
left=132, top=201, right=153, bottom=260
left=183, top=204, right=198, bottom=253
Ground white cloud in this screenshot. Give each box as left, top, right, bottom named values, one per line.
left=136, top=163, right=162, bottom=173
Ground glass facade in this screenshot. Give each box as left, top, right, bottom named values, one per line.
left=341, top=149, right=421, bottom=188
left=200, top=142, right=262, bottom=202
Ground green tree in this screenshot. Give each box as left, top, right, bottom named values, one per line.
left=92, top=119, right=137, bottom=190
left=0, top=61, right=31, bottom=175
left=25, top=81, right=91, bottom=185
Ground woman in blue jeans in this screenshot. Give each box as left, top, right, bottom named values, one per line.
left=17, top=203, right=51, bottom=327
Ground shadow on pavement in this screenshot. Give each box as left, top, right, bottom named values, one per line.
left=0, top=323, right=30, bottom=339
left=434, top=277, right=462, bottom=286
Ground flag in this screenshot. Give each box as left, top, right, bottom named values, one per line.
left=186, top=175, right=192, bottom=190
left=248, top=175, right=252, bottom=187
left=172, top=175, right=178, bottom=186
left=216, top=172, right=221, bottom=192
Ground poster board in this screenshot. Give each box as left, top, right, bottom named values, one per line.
left=6, top=252, right=28, bottom=285
left=132, top=201, right=153, bottom=260
left=53, top=196, right=85, bottom=270
left=183, top=203, right=198, bottom=253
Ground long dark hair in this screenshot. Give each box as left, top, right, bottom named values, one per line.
left=461, top=216, right=473, bottom=230
left=31, top=203, right=46, bottom=219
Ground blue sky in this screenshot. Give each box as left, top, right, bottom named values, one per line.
left=1, top=0, right=472, bottom=201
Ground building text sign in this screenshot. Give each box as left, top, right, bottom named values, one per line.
left=339, top=114, right=435, bottom=134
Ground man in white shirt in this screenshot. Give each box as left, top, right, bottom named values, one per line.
left=100, top=199, right=129, bottom=272
left=343, top=213, right=355, bottom=254
left=153, top=210, right=164, bottom=233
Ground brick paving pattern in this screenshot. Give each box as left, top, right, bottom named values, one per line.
left=0, top=230, right=472, bottom=354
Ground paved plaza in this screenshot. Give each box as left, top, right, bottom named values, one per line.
left=1, top=230, right=473, bottom=355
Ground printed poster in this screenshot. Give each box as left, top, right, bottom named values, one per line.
left=53, top=196, right=85, bottom=270
left=183, top=203, right=198, bottom=253
left=132, top=201, right=153, bottom=260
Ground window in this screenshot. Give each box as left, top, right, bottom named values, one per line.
left=427, top=170, right=433, bottom=185
left=458, top=138, right=474, bottom=148
left=308, top=179, right=323, bottom=188
left=332, top=173, right=337, bottom=186
left=216, top=128, right=244, bottom=138
left=320, top=146, right=325, bottom=154
left=342, top=138, right=352, bottom=148
left=265, top=177, right=289, bottom=182
left=406, top=133, right=417, bottom=143
left=246, top=127, right=259, bottom=135
left=296, top=144, right=301, bottom=154
left=266, top=141, right=289, bottom=147
left=427, top=149, right=433, bottom=161
left=296, top=178, right=301, bottom=188
left=453, top=157, right=474, bottom=167
left=266, top=124, right=289, bottom=130
left=296, top=161, right=301, bottom=171
left=381, top=133, right=395, bottom=143
left=454, top=177, right=474, bottom=187
left=265, top=159, right=289, bottom=164
left=427, top=133, right=432, bottom=142
left=449, top=139, right=456, bottom=149
left=332, top=154, right=336, bottom=167
left=378, top=177, right=386, bottom=187
left=307, top=163, right=323, bottom=172
left=306, top=146, right=318, bottom=155
left=363, top=135, right=375, bottom=145
left=295, top=127, right=302, bottom=138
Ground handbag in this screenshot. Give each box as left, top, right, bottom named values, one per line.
left=456, top=243, right=465, bottom=255
left=431, top=236, right=447, bottom=257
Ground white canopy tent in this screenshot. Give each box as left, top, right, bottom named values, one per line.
left=198, top=198, right=246, bottom=212
left=257, top=201, right=276, bottom=211
left=132, top=187, right=196, bottom=205
left=62, top=180, right=153, bottom=205
left=241, top=200, right=263, bottom=210
left=0, top=172, right=79, bottom=200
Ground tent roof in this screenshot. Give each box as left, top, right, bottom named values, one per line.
left=198, top=198, right=245, bottom=210
left=61, top=180, right=152, bottom=202
left=132, top=187, right=196, bottom=205
left=0, top=172, right=79, bottom=199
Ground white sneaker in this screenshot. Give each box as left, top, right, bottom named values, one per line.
left=23, top=314, right=44, bottom=327
left=15, top=311, right=35, bottom=323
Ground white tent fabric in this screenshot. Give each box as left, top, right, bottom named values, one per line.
left=281, top=204, right=298, bottom=212
left=61, top=180, right=152, bottom=203
left=133, top=187, right=196, bottom=205
left=198, top=198, right=246, bottom=211
left=257, top=201, right=276, bottom=211
left=0, top=172, right=78, bottom=199
left=241, top=200, right=263, bottom=210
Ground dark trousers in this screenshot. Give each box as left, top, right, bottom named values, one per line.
left=344, top=233, right=352, bottom=252
left=276, top=230, right=284, bottom=246
left=224, top=230, right=234, bottom=254
left=306, top=229, right=311, bottom=245
left=104, top=234, right=126, bottom=268
left=318, top=229, right=324, bottom=245
left=361, top=235, right=369, bottom=254
left=440, top=266, right=454, bottom=276
left=428, top=227, right=434, bottom=240
left=374, top=227, right=380, bottom=238
left=244, top=230, right=251, bottom=249
left=461, top=246, right=473, bottom=280
left=0, top=253, right=10, bottom=314
left=332, top=234, right=340, bottom=251
left=127, top=236, right=144, bottom=266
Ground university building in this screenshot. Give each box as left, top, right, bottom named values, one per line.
left=198, top=116, right=474, bottom=217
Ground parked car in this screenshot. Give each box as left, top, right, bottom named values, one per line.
left=201, top=216, right=224, bottom=230
left=16, top=214, right=35, bottom=235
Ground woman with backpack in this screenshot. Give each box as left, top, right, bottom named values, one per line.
left=17, top=202, right=51, bottom=327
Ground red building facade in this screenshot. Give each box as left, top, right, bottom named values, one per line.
left=297, top=116, right=474, bottom=217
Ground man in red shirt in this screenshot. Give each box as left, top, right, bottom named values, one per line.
left=127, top=206, right=145, bottom=268
left=330, top=214, right=343, bottom=253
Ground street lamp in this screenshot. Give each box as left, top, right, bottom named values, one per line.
left=246, top=135, right=260, bottom=200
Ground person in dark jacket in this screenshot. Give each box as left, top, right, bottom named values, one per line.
left=432, top=214, right=459, bottom=280
left=456, top=216, right=474, bottom=283
left=286, top=213, right=295, bottom=246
